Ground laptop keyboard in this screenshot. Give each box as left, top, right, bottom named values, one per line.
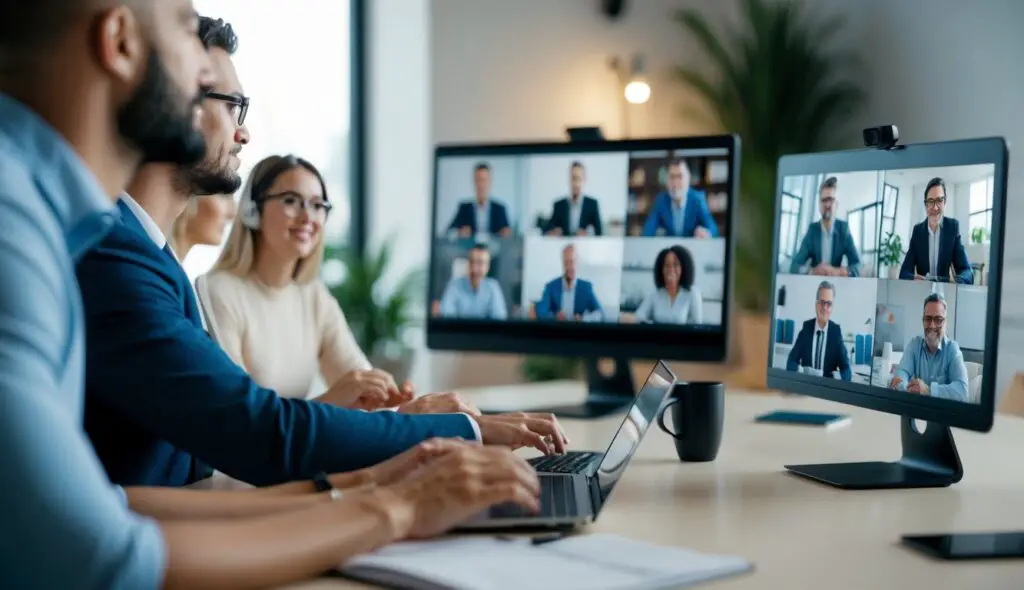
left=529, top=451, right=600, bottom=474
left=490, top=476, right=579, bottom=519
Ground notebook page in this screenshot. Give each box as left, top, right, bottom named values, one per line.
left=341, top=535, right=751, bottom=590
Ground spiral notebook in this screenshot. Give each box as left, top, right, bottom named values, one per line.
left=339, top=533, right=752, bottom=590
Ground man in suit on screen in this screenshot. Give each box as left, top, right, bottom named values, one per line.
left=788, top=176, right=861, bottom=277
left=544, top=161, right=603, bottom=236
left=641, top=159, right=718, bottom=238
left=535, top=244, right=603, bottom=321
left=447, top=162, right=512, bottom=238
left=786, top=281, right=852, bottom=381
left=899, top=177, right=973, bottom=284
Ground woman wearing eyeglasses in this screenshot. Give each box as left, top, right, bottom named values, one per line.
left=198, top=155, right=474, bottom=414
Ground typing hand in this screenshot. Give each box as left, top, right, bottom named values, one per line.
left=693, top=226, right=711, bottom=239
left=372, top=444, right=540, bottom=540
left=476, top=412, right=568, bottom=455
left=363, top=437, right=466, bottom=487
left=318, top=369, right=410, bottom=409
left=398, top=391, right=480, bottom=416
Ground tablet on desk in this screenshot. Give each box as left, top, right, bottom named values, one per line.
left=902, top=532, right=1024, bottom=560
left=755, top=410, right=851, bottom=429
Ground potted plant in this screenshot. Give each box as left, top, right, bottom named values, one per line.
left=324, top=239, right=424, bottom=383
left=971, top=227, right=988, bottom=245
left=521, top=356, right=581, bottom=383
left=674, top=0, right=865, bottom=387
left=879, top=232, right=904, bottom=280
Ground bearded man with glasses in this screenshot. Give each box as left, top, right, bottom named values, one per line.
left=889, top=292, right=970, bottom=402
left=898, top=177, right=974, bottom=284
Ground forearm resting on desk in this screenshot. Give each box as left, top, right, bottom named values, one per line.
left=160, top=490, right=406, bottom=590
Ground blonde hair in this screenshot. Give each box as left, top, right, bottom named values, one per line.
left=213, top=154, right=326, bottom=284
left=168, top=198, right=200, bottom=258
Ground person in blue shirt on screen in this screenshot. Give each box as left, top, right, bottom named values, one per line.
left=785, top=281, right=852, bottom=381
left=535, top=244, right=604, bottom=321
left=438, top=244, right=508, bottom=319
left=641, top=159, right=718, bottom=238
left=788, top=176, right=861, bottom=277
left=888, top=293, right=970, bottom=402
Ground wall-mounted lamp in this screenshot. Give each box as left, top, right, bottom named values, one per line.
left=610, top=55, right=650, bottom=105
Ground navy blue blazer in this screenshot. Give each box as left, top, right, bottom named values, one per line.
left=788, top=219, right=861, bottom=277
left=899, top=217, right=973, bottom=284
left=448, top=199, right=510, bottom=235
left=545, top=196, right=602, bottom=236
left=80, top=200, right=476, bottom=487
left=641, top=190, right=719, bottom=237
left=785, top=319, right=852, bottom=381
left=535, top=278, right=602, bottom=319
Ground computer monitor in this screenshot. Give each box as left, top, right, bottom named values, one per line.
left=768, top=136, right=1009, bottom=490
left=426, top=136, right=740, bottom=418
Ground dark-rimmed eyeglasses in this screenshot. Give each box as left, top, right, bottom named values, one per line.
left=204, top=91, right=249, bottom=126
left=816, top=299, right=833, bottom=309
left=923, top=315, right=946, bottom=326
left=924, top=197, right=946, bottom=208
left=261, top=191, right=333, bottom=220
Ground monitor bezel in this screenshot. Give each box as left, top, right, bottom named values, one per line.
left=768, top=137, right=1008, bottom=433
left=426, top=134, right=740, bottom=362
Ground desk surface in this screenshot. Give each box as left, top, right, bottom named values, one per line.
left=284, top=383, right=1024, bottom=590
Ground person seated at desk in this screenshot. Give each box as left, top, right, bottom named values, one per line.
left=899, top=177, right=973, bottom=284
left=437, top=244, right=508, bottom=319
left=788, top=176, right=861, bottom=277
left=0, top=9, right=544, bottom=589
left=447, top=162, right=512, bottom=238
left=169, top=193, right=236, bottom=260
left=544, top=161, right=603, bottom=236
left=624, top=245, right=703, bottom=324
left=785, top=281, right=852, bottom=381
left=888, top=293, right=970, bottom=402
left=641, top=160, right=718, bottom=238
left=535, top=244, right=603, bottom=321
left=78, top=41, right=566, bottom=489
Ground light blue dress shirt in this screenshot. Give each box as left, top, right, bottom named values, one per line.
left=475, top=200, right=490, bottom=235
left=671, top=198, right=685, bottom=236
left=561, top=279, right=577, bottom=318
left=0, top=94, right=165, bottom=589
left=439, top=276, right=508, bottom=319
left=634, top=287, right=703, bottom=324
left=893, top=335, right=970, bottom=402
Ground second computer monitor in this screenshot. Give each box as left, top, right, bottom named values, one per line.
left=427, top=136, right=739, bottom=362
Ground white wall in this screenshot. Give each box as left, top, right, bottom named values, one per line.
left=521, top=237, right=624, bottom=320
left=523, top=153, right=629, bottom=236
left=434, top=156, right=526, bottom=235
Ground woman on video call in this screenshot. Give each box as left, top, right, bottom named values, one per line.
left=628, top=245, right=703, bottom=324
left=198, top=155, right=471, bottom=415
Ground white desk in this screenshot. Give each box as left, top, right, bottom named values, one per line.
left=282, top=382, right=1024, bottom=589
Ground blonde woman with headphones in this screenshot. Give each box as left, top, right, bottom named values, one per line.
left=198, top=155, right=475, bottom=414
left=169, top=194, right=237, bottom=261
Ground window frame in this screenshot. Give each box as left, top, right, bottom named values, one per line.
left=967, top=175, right=994, bottom=243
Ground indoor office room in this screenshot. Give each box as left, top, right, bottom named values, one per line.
left=5, top=0, right=1024, bottom=589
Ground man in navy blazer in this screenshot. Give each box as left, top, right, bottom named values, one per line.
left=544, top=161, right=603, bottom=236
left=785, top=281, right=852, bottom=381
left=535, top=244, right=603, bottom=320
left=788, top=176, right=861, bottom=277
left=447, top=162, right=512, bottom=238
left=79, top=33, right=563, bottom=488
left=641, top=160, right=718, bottom=238
left=899, top=177, right=973, bottom=284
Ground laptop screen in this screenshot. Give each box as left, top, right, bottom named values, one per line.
left=594, top=361, right=676, bottom=505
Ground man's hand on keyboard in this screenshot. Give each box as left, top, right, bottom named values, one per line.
left=476, top=412, right=568, bottom=455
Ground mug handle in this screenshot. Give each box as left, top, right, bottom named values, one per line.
left=656, top=399, right=685, bottom=441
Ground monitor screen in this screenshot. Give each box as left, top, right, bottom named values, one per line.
left=770, top=138, right=1007, bottom=430
left=427, top=136, right=739, bottom=361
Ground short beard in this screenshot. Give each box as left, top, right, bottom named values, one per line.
left=117, top=50, right=207, bottom=166
left=180, top=158, right=243, bottom=196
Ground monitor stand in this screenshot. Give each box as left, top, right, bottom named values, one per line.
left=526, top=357, right=635, bottom=419
left=785, top=416, right=963, bottom=490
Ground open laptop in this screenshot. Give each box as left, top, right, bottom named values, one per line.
left=457, top=361, right=676, bottom=530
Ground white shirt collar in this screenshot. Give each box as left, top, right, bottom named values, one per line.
left=119, top=193, right=168, bottom=249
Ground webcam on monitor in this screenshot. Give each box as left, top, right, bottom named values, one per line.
left=862, top=125, right=900, bottom=150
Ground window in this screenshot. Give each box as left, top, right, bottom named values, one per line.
left=184, top=0, right=356, bottom=279
left=881, top=183, right=899, bottom=237
left=968, top=176, right=994, bottom=242
left=779, top=191, right=802, bottom=265
left=848, top=202, right=881, bottom=272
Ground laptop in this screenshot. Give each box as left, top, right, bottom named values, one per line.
left=457, top=361, right=676, bottom=530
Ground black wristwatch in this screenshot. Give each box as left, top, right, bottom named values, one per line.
left=313, top=471, right=343, bottom=500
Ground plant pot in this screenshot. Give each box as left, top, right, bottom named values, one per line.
left=371, top=350, right=416, bottom=385
left=730, top=311, right=771, bottom=390
left=887, top=266, right=899, bottom=280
